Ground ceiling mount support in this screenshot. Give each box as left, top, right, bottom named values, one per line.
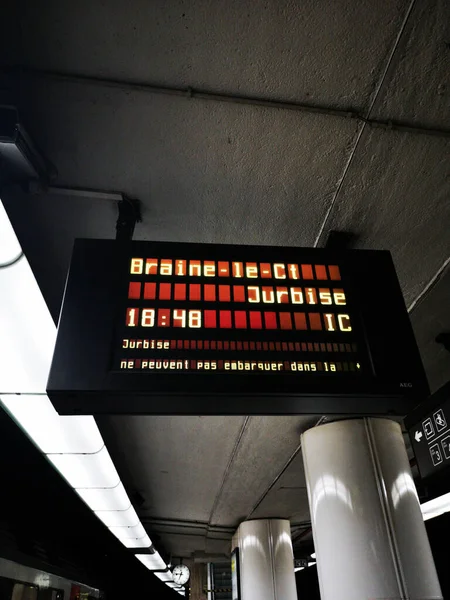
left=0, top=106, right=56, bottom=187
left=116, top=197, right=142, bottom=242
left=324, top=230, right=357, bottom=250
left=436, top=333, right=450, bottom=353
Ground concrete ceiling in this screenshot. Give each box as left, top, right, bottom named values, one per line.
left=1, top=0, right=449, bottom=561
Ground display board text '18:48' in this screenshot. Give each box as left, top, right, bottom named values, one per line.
left=125, top=307, right=352, bottom=331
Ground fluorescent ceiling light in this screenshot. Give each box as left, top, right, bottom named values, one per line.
left=0, top=197, right=153, bottom=557
left=1, top=394, right=103, bottom=454
left=0, top=255, right=56, bottom=394
left=75, top=483, right=131, bottom=511
left=154, top=571, right=173, bottom=582
left=421, top=492, right=450, bottom=521
left=310, top=552, right=316, bottom=559
left=108, top=523, right=147, bottom=540
left=308, top=561, right=316, bottom=567
left=136, top=552, right=167, bottom=571
left=48, top=446, right=120, bottom=489
left=294, top=567, right=304, bottom=572
left=95, top=505, right=139, bottom=528
left=0, top=198, right=55, bottom=394
left=0, top=200, right=21, bottom=264
left=166, top=582, right=182, bottom=588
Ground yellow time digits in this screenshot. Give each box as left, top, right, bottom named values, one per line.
left=126, top=308, right=202, bottom=328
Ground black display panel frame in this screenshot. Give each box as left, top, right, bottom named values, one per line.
left=47, top=239, right=429, bottom=415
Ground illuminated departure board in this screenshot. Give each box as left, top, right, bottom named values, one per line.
left=116, top=255, right=361, bottom=376
left=47, top=240, right=429, bottom=415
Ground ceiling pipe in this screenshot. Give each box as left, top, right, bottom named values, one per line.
left=8, top=66, right=450, bottom=140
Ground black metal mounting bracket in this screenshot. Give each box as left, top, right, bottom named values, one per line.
left=324, top=230, right=357, bottom=250
left=115, top=197, right=142, bottom=242
left=436, top=332, right=450, bottom=354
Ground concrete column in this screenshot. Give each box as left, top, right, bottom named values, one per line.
left=232, top=519, right=297, bottom=600
left=302, top=418, right=442, bottom=600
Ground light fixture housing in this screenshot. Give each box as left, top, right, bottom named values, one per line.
left=108, top=523, right=147, bottom=540
left=0, top=259, right=56, bottom=394
left=48, top=447, right=120, bottom=489
left=94, top=505, right=140, bottom=528
left=75, top=483, right=131, bottom=512
left=1, top=196, right=257, bottom=584
left=1, top=394, right=103, bottom=454
left=0, top=106, right=52, bottom=182
left=117, top=535, right=152, bottom=549
left=0, top=198, right=154, bottom=561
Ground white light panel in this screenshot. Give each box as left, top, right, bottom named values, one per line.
left=310, top=552, right=316, bottom=559
left=136, top=552, right=167, bottom=571
left=108, top=523, right=147, bottom=540
left=76, top=483, right=131, bottom=511
left=95, top=505, right=139, bottom=528
left=0, top=197, right=54, bottom=394
left=421, top=492, right=450, bottom=521
left=166, top=582, right=182, bottom=588
left=117, top=535, right=151, bottom=549
left=0, top=256, right=56, bottom=394
left=48, top=446, right=120, bottom=489
left=1, top=394, right=103, bottom=454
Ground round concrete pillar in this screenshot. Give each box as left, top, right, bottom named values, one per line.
left=232, top=519, right=297, bottom=600
left=302, top=418, right=442, bottom=600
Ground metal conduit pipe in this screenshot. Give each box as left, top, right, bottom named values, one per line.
left=8, top=66, right=450, bottom=140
